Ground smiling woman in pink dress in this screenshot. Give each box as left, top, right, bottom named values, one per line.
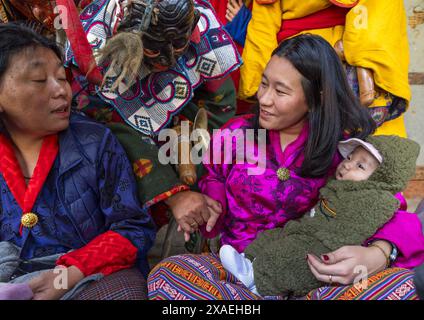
left=147, top=34, right=424, bottom=300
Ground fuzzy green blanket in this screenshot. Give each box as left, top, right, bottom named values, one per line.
left=244, top=135, right=420, bottom=296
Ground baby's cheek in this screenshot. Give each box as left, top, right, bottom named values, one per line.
left=364, top=170, right=375, bottom=180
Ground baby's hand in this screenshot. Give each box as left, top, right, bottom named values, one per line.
left=226, top=0, right=244, bottom=22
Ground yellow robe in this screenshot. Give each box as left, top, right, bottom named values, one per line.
left=239, top=0, right=410, bottom=137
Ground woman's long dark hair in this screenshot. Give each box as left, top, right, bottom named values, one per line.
left=256, top=34, right=376, bottom=178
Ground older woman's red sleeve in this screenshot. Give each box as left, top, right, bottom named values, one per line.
left=56, top=231, right=137, bottom=276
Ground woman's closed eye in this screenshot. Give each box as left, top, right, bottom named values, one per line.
left=357, top=163, right=365, bottom=170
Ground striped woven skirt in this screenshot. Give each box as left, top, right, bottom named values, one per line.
left=148, top=254, right=418, bottom=300
left=306, top=267, right=418, bottom=300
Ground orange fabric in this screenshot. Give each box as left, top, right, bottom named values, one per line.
left=0, top=134, right=58, bottom=235
left=256, top=0, right=278, bottom=3
left=57, top=231, right=138, bottom=276
left=329, top=0, right=359, bottom=8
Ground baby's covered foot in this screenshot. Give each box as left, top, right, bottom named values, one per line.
left=219, top=245, right=258, bottom=294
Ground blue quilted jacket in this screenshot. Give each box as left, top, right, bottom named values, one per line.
left=0, top=113, right=156, bottom=278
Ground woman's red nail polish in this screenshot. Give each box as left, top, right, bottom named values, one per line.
left=322, top=255, right=329, bottom=261
left=305, top=255, right=309, bottom=260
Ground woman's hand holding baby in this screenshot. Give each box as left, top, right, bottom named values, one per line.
left=306, top=241, right=390, bottom=285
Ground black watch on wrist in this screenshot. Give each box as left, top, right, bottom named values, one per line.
left=388, top=243, right=398, bottom=266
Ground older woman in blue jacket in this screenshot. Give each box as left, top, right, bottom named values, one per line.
left=0, top=23, right=155, bottom=300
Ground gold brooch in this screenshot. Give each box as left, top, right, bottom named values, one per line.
left=276, top=167, right=290, bottom=181
left=21, top=212, right=39, bottom=228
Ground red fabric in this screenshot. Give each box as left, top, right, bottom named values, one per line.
left=0, top=134, right=59, bottom=235
left=56, top=0, right=103, bottom=85
left=78, top=0, right=93, bottom=10
left=150, top=202, right=170, bottom=228
left=277, top=5, right=349, bottom=42
left=209, top=0, right=229, bottom=25
left=190, top=26, right=201, bottom=44
left=144, top=184, right=190, bottom=208
left=210, top=1, right=348, bottom=45
left=230, top=42, right=243, bottom=96
left=235, top=99, right=256, bottom=115
left=57, top=231, right=138, bottom=276
left=204, top=76, right=228, bottom=92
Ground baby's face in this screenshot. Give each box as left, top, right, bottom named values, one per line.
left=336, top=146, right=380, bottom=181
